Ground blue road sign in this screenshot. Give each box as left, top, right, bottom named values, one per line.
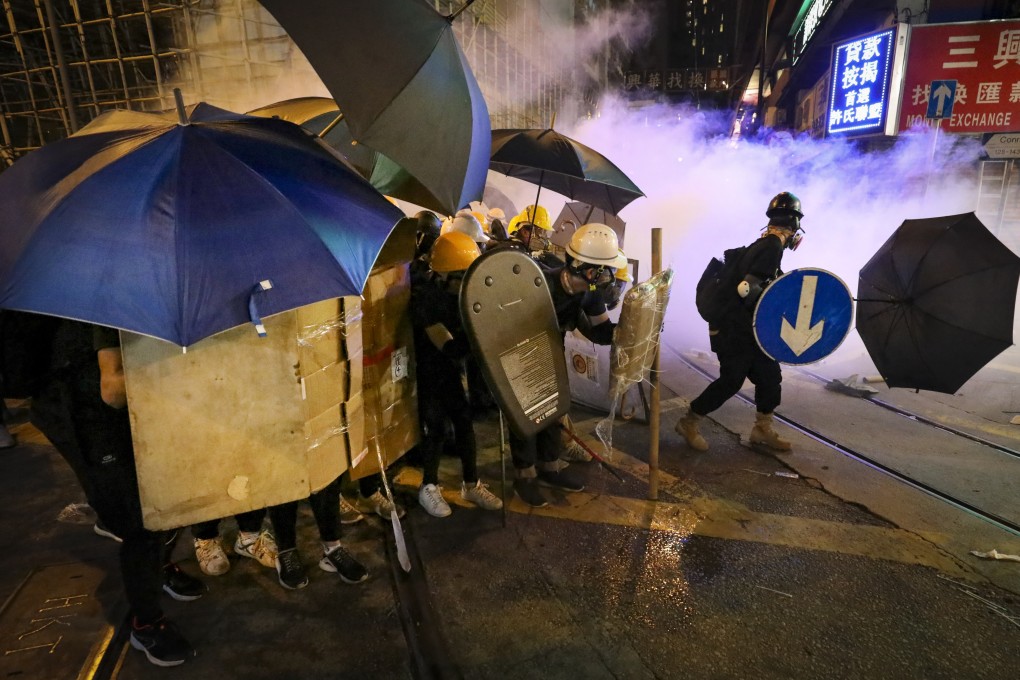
left=926, top=80, right=957, bottom=120
left=753, top=269, right=854, bottom=365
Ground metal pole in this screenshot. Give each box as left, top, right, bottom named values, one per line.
left=756, top=0, right=768, bottom=131
left=42, top=0, right=78, bottom=132
left=648, top=228, right=662, bottom=500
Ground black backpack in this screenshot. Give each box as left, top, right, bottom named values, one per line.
left=695, top=245, right=747, bottom=325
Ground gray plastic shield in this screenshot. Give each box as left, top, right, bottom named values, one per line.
left=459, top=250, right=570, bottom=438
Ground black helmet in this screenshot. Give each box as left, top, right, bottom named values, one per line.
left=415, top=210, right=443, bottom=236
left=414, top=211, right=443, bottom=257
left=766, top=192, right=803, bottom=220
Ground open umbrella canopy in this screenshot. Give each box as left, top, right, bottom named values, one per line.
left=549, top=201, right=627, bottom=250
left=0, top=103, right=403, bottom=347
left=857, top=212, right=1020, bottom=394
left=247, top=97, right=449, bottom=214
left=258, top=0, right=490, bottom=215
left=489, top=128, right=645, bottom=215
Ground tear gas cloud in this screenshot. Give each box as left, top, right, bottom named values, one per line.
left=525, top=99, right=1001, bottom=368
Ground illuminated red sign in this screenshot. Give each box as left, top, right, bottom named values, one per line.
left=899, top=20, right=1020, bottom=133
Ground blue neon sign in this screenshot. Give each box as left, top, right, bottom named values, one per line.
left=827, top=28, right=895, bottom=136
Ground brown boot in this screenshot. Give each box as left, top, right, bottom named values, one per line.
left=675, top=409, right=709, bottom=451
left=749, top=412, right=791, bottom=452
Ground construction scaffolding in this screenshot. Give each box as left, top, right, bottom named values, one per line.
left=0, top=0, right=598, bottom=166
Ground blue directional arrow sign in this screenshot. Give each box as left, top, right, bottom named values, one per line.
left=753, top=268, right=854, bottom=365
left=926, top=80, right=957, bottom=120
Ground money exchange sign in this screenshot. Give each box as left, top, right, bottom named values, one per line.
left=899, top=20, right=1020, bottom=133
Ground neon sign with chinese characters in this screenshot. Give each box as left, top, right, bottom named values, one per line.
left=792, top=0, right=837, bottom=62
left=827, top=28, right=897, bottom=136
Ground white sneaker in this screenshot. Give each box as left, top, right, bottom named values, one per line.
left=194, top=538, right=230, bottom=576
left=418, top=484, right=452, bottom=518
left=234, top=529, right=278, bottom=569
left=461, top=480, right=503, bottom=510
left=339, top=493, right=364, bottom=525
left=367, top=490, right=406, bottom=519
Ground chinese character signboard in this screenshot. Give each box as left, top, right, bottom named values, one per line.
left=899, top=20, right=1020, bottom=133
left=793, top=0, right=838, bottom=63
left=827, top=27, right=906, bottom=136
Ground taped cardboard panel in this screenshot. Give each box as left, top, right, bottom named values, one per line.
left=302, top=361, right=348, bottom=418
left=123, top=300, right=352, bottom=531
left=343, top=391, right=367, bottom=473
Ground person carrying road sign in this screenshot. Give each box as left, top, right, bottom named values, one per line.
left=676, top=192, right=805, bottom=454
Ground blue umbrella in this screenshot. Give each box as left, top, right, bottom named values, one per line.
left=0, top=102, right=403, bottom=347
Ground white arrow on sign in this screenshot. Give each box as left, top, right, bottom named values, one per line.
left=780, top=275, right=825, bottom=356
left=932, top=82, right=953, bottom=117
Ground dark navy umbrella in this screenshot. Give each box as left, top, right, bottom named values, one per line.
left=0, top=102, right=403, bottom=347
left=258, top=0, right=490, bottom=215
left=247, top=96, right=449, bottom=214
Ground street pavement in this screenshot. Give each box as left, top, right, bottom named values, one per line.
left=1, top=341, right=1019, bottom=679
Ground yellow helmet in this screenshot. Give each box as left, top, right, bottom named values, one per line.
left=507, top=205, right=552, bottom=234
left=430, top=231, right=481, bottom=273
left=614, top=250, right=632, bottom=282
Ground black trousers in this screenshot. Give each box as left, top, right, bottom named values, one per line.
left=691, top=339, right=782, bottom=416
left=269, top=476, right=342, bottom=551
left=417, top=368, right=477, bottom=486
left=508, top=424, right=562, bottom=470
left=33, top=377, right=168, bottom=625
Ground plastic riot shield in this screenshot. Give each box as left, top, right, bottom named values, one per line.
left=459, top=249, right=570, bottom=438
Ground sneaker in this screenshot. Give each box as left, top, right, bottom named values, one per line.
left=339, top=493, right=365, bottom=525
left=93, top=520, right=123, bottom=543
left=537, top=466, right=585, bottom=492
left=461, top=480, right=503, bottom=510
left=193, top=537, right=230, bottom=576
left=418, top=483, right=452, bottom=517
left=234, top=530, right=277, bottom=569
left=560, top=439, right=593, bottom=462
left=318, top=543, right=368, bottom=584
left=275, top=548, right=308, bottom=590
left=0, top=424, right=14, bottom=449
left=162, top=563, right=206, bottom=602
left=367, top=489, right=406, bottom=519
left=129, top=616, right=194, bottom=667
left=512, top=478, right=548, bottom=508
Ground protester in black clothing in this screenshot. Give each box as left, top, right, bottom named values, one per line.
left=30, top=320, right=202, bottom=667
left=411, top=231, right=502, bottom=517
left=676, top=191, right=806, bottom=453
left=510, top=223, right=624, bottom=507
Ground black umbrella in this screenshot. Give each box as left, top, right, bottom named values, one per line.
left=247, top=97, right=449, bottom=214
left=489, top=128, right=645, bottom=215
left=857, top=212, right=1020, bottom=394
left=258, top=0, right=490, bottom=215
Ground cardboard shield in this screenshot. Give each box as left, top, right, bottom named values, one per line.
left=459, top=250, right=570, bottom=438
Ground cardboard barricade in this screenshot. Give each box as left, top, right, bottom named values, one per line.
left=348, top=262, right=419, bottom=480
left=123, top=298, right=362, bottom=530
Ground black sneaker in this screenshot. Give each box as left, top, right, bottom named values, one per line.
left=318, top=544, right=368, bottom=584
left=93, top=520, right=123, bottom=543
left=129, top=616, right=194, bottom=667
left=512, top=478, right=548, bottom=508
left=162, top=563, right=206, bottom=601
left=275, top=548, right=309, bottom=590
left=536, top=466, right=585, bottom=492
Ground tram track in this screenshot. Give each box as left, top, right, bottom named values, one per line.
left=664, top=344, right=1020, bottom=538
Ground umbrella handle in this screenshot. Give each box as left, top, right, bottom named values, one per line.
left=248, top=279, right=274, bottom=337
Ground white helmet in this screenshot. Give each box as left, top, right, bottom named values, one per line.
left=566, top=223, right=620, bottom=267
left=448, top=208, right=490, bottom=243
